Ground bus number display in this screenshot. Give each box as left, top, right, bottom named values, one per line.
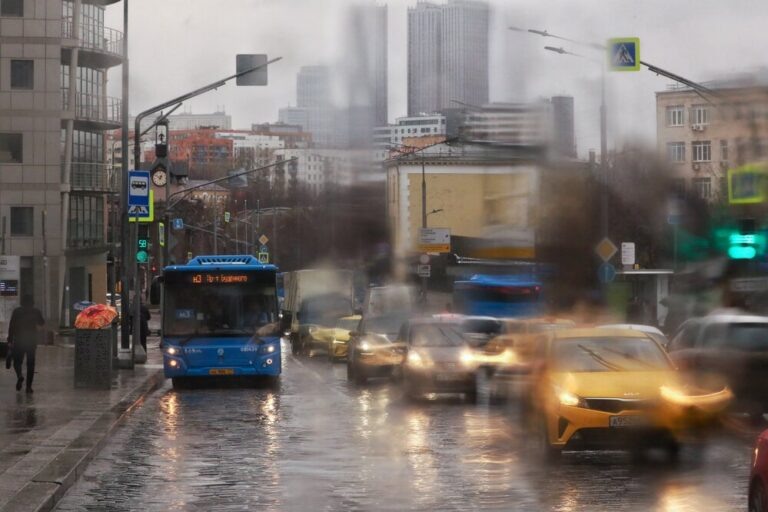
left=190, top=274, right=249, bottom=284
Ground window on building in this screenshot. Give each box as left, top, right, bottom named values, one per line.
left=692, top=141, right=712, bottom=162
left=693, top=177, right=711, bottom=199
left=10, top=60, right=34, bottom=89
left=10, top=207, right=33, bottom=236
left=666, top=106, right=684, bottom=126
left=0, top=133, right=22, bottom=163
left=720, top=139, right=729, bottom=163
left=667, top=142, right=685, bottom=162
left=0, top=0, right=23, bottom=16
left=691, top=105, right=709, bottom=126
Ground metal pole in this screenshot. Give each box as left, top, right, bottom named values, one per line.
left=421, top=154, right=427, bottom=229
left=600, top=65, right=608, bottom=239
left=119, top=0, right=131, bottom=363
left=213, top=200, right=218, bottom=255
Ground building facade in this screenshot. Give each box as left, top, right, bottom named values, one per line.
left=131, top=110, right=232, bottom=133
left=0, top=0, right=124, bottom=329
left=656, top=80, right=768, bottom=202
left=384, top=153, right=539, bottom=278
left=407, top=0, right=489, bottom=116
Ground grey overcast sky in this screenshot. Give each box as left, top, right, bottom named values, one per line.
left=107, top=0, right=768, bottom=157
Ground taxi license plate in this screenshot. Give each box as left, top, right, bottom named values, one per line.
left=435, top=373, right=461, bottom=381
left=609, top=415, right=647, bottom=428
left=209, top=368, right=234, bottom=376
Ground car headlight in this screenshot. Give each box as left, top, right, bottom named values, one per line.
left=460, top=350, right=476, bottom=367
left=407, top=351, right=431, bottom=368
left=556, top=387, right=586, bottom=408
left=166, top=346, right=179, bottom=356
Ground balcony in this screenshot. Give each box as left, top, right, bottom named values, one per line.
left=62, top=19, right=124, bottom=69
left=62, top=89, right=121, bottom=130
left=70, top=162, right=119, bottom=193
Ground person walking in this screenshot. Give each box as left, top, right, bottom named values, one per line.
left=6, top=295, right=45, bottom=393
left=130, top=301, right=151, bottom=353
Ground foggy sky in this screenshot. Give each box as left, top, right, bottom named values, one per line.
left=106, top=0, right=768, bottom=157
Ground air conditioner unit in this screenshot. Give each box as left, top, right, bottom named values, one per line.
left=692, top=124, right=705, bottom=132
left=692, top=163, right=701, bottom=171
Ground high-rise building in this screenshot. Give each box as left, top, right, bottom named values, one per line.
left=550, top=96, right=577, bottom=158
left=0, top=0, right=125, bottom=329
left=297, top=66, right=331, bottom=108
left=407, top=0, right=489, bottom=116
left=348, top=3, right=388, bottom=127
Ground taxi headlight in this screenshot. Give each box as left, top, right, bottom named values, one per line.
left=359, top=341, right=372, bottom=352
left=660, top=385, right=689, bottom=405
left=308, top=326, right=318, bottom=335
left=556, top=387, right=586, bottom=408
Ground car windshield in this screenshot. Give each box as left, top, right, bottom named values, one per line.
left=552, top=337, right=672, bottom=372
left=364, top=314, right=409, bottom=335
left=299, top=293, right=353, bottom=326
left=462, top=318, right=502, bottom=335
left=336, top=318, right=360, bottom=331
left=410, top=324, right=466, bottom=347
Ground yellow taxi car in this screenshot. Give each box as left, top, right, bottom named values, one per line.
left=311, top=315, right=361, bottom=362
left=477, top=317, right=576, bottom=368
left=528, top=328, right=732, bottom=460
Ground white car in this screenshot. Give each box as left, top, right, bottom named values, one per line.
left=597, top=323, right=669, bottom=348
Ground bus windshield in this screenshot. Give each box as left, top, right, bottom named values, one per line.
left=163, top=271, right=278, bottom=337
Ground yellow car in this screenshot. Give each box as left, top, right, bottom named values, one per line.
left=528, top=328, right=732, bottom=460
left=311, top=315, right=361, bottom=362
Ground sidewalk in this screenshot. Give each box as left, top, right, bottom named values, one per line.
left=0, top=328, right=165, bottom=512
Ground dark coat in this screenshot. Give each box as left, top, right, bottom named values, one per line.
left=7, top=305, right=45, bottom=348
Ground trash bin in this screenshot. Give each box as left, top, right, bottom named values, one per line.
left=74, top=326, right=113, bottom=389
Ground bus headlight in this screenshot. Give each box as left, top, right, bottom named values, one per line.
left=166, top=346, right=179, bottom=355
left=168, top=359, right=179, bottom=368
left=261, top=344, right=277, bottom=355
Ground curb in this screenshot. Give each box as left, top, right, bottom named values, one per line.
left=1, top=369, right=166, bottom=512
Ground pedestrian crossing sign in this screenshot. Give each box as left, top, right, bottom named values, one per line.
left=608, top=37, right=640, bottom=71
left=258, top=252, right=269, bottom=264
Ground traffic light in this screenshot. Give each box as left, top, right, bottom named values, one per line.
left=727, top=219, right=766, bottom=259
left=137, top=224, right=150, bottom=264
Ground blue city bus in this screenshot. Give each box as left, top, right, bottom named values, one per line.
left=161, top=255, right=281, bottom=387
left=453, top=274, right=543, bottom=318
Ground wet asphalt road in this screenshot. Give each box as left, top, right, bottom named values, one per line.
left=56, top=346, right=755, bottom=511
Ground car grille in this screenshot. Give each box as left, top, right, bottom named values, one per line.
left=583, top=398, right=655, bottom=413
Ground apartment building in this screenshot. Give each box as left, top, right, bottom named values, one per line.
left=0, top=0, right=124, bottom=328
left=656, top=78, right=768, bottom=201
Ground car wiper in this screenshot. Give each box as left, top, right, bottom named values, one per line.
left=597, top=345, right=657, bottom=368
left=577, top=344, right=626, bottom=371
